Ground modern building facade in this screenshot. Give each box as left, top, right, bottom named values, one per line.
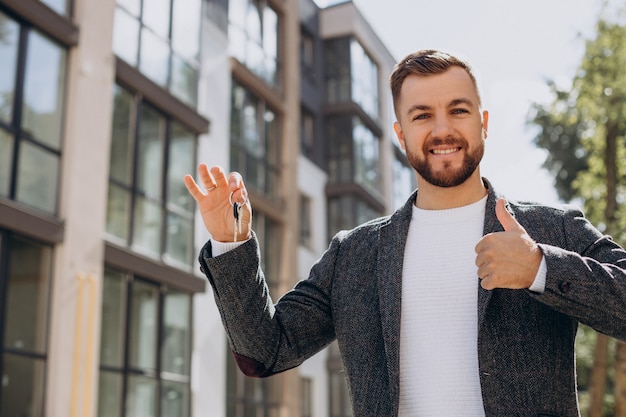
left=0, top=0, right=415, bottom=416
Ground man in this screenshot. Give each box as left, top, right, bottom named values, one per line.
left=184, top=50, right=626, bottom=416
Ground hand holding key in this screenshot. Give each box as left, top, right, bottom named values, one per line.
left=184, top=164, right=251, bottom=242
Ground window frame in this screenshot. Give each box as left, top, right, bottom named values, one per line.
left=0, top=8, right=69, bottom=217
left=105, top=82, right=200, bottom=278
left=97, top=267, right=194, bottom=417
left=0, top=231, right=53, bottom=416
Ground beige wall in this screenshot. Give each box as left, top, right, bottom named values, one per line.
left=46, top=0, right=116, bottom=415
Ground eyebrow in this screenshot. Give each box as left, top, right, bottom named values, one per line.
left=405, top=97, right=476, bottom=116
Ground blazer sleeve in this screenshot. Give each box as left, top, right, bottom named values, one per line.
left=532, top=207, right=626, bottom=340
left=200, top=231, right=338, bottom=377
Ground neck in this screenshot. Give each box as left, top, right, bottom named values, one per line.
left=415, top=171, right=487, bottom=210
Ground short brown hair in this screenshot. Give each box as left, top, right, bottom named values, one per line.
left=389, top=50, right=481, bottom=117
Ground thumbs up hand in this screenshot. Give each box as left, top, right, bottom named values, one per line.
left=474, top=198, right=543, bottom=290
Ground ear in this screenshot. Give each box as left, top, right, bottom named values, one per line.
left=482, top=110, right=489, bottom=139
left=394, top=121, right=406, bottom=151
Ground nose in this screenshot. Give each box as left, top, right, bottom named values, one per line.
left=431, top=114, right=454, bottom=139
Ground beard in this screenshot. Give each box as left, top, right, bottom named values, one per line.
left=406, top=137, right=484, bottom=188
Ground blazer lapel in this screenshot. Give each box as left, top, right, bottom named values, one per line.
left=377, top=191, right=415, bottom=414
left=478, top=180, right=505, bottom=330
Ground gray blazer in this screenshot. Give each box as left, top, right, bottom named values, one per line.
left=201, top=180, right=626, bottom=417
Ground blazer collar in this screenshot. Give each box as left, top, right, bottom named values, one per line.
left=376, top=178, right=503, bottom=413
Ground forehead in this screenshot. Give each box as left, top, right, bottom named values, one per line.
left=398, top=66, right=480, bottom=111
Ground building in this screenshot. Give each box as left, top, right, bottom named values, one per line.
left=0, top=0, right=415, bottom=416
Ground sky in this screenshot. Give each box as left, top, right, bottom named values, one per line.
left=314, top=0, right=613, bottom=205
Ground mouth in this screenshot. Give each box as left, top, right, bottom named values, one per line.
left=430, top=147, right=462, bottom=155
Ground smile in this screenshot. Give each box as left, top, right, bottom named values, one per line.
left=431, top=147, right=461, bottom=155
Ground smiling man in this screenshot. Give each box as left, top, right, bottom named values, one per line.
left=185, top=50, right=626, bottom=416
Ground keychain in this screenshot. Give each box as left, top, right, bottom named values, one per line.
left=229, top=189, right=247, bottom=242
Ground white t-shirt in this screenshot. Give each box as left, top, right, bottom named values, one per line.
left=398, top=196, right=487, bottom=416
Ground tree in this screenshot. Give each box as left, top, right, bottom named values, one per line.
left=528, top=8, right=626, bottom=416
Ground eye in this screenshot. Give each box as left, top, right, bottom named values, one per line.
left=451, top=108, right=469, bottom=115
left=412, top=113, right=429, bottom=121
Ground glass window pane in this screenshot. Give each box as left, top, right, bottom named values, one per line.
left=137, top=105, right=164, bottom=198
left=0, top=130, right=14, bottom=197
left=353, top=118, right=380, bottom=195
left=229, top=0, right=247, bottom=27
left=167, top=124, right=195, bottom=211
left=132, top=196, right=163, bottom=257
left=263, top=7, right=277, bottom=59
left=165, top=212, right=192, bottom=266
left=100, top=269, right=127, bottom=367
left=21, top=30, right=66, bottom=150
left=139, top=28, right=170, bottom=86
left=106, top=183, right=131, bottom=242
left=129, top=281, right=158, bottom=370
left=170, top=55, right=198, bottom=107
left=142, top=0, right=170, bottom=39
left=109, top=85, right=135, bottom=184
left=228, top=26, right=246, bottom=63
left=1, top=354, right=45, bottom=417
left=113, top=7, right=140, bottom=66
left=126, top=375, right=156, bottom=417
left=161, top=380, right=190, bottom=417
left=161, top=291, right=190, bottom=375
left=97, top=370, right=123, bottom=417
left=172, top=0, right=201, bottom=60
left=4, top=236, right=51, bottom=353
left=117, top=0, right=141, bottom=17
left=0, top=12, right=19, bottom=123
left=16, top=141, right=59, bottom=214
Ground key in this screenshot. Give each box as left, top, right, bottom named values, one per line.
left=233, top=202, right=243, bottom=242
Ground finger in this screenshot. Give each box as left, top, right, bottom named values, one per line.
left=227, top=172, right=248, bottom=204
left=210, top=166, right=229, bottom=188
left=495, top=198, right=524, bottom=232
left=480, top=276, right=494, bottom=290
left=227, top=171, right=244, bottom=191
left=184, top=174, right=204, bottom=201
left=198, top=163, right=217, bottom=190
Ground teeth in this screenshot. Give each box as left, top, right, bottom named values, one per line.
left=432, top=148, right=459, bottom=155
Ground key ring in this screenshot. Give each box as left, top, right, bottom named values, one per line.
left=229, top=188, right=249, bottom=207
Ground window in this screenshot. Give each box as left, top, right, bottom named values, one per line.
left=350, top=40, right=378, bottom=120
left=353, top=118, right=380, bottom=196
left=230, top=81, right=281, bottom=201
left=392, top=156, right=417, bottom=210
left=205, top=0, right=229, bottom=32
left=329, top=372, right=352, bottom=417
left=98, top=268, right=192, bottom=417
left=0, top=10, right=67, bottom=215
left=325, top=37, right=380, bottom=121
left=301, top=377, right=313, bottom=417
left=229, top=0, right=280, bottom=88
left=226, top=350, right=281, bottom=417
left=327, top=115, right=381, bottom=196
left=328, top=344, right=352, bottom=417
left=112, top=0, right=202, bottom=107
left=325, top=37, right=351, bottom=105
left=328, top=196, right=379, bottom=237
left=299, top=194, right=312, bottom=249
left=300, top=108, right=315, bottom=159
left=300, top=29, right=315, bottom=82
left=0, top=233, right=52, bottom=416
left=106, top=84, right=197, bottom=270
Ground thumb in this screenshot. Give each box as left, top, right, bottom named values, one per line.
left=495, top=198, right=523, bottom=232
